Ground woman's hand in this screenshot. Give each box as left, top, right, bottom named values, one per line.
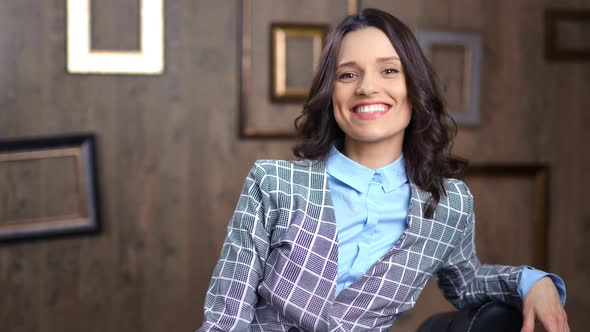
left=521, top=276, right=569, bottom=332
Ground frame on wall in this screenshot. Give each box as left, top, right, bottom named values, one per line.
left=545, top=9, right=590, bottom=61
left=67, top=0, right=164, bottom=74
left=270, top=23, right=328, bottom=102
left=417, top=30, right=482, bottom=126
left=239, top=0, right=358, bottom=138
left=465, top=164, right=549, bottom=270
left=0, top=134, right=101, bottom=242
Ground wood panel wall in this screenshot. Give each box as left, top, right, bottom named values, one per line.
left=0, top=0, right=588, bottom=331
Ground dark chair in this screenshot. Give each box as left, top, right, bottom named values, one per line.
left=416, top=302, right=523, bottom=332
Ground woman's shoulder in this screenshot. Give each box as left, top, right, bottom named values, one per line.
left=248, top=159, right=326, bottom=181
left=443, top=178, right=472, bottom=195
left=251, top=159, right=325, bottom=172
left=441, top=177, right=474, bottom=211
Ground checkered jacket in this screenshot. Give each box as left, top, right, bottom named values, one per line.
left=197, top=160, right=524, bottom=331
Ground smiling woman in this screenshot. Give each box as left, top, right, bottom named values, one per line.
left=197, top=8, right=569, bottom=332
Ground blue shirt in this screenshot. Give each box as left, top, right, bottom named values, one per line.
left=326, top=145, right=566, bottom=303
left=326, top=145, right=410, bottom=293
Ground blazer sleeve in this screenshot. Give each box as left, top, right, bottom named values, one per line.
left=435, top=182, right=525, bottom=310
left=197, top=163, right=271, bottom=331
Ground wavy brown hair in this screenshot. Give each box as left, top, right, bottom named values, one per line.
left=292, top=8, right=467, bottom=218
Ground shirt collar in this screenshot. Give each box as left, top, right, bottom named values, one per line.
left=326, top=145, right=408, bottom=193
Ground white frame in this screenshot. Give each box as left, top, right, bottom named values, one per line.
left=417, top=30, right=482, bottom=125
left=67, top=0, right=164, bottom=75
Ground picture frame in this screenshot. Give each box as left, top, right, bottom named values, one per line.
left=0, top=134, right=101, bottom=241
left=417, top=30, right=482, bottom=126
left=545, top=9, right=590, bottom=61
left=270, top=23, right=329, bottom=102
left=465, top=164, right=549, bottom=270
left=239, top=0, right=357, bottom=138
left=67, top=0, right=164, bottom=74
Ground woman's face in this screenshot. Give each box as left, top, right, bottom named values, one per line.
left=332, top=27, right=412, bottom=151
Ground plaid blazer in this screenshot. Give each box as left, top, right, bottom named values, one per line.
left=198, top=160, right=524, bottom=332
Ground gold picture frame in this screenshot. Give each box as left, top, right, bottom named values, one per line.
left=0, top=134, right=101, bottom=241
left=270, top=23, right=328, bottom=102
left=465, top=164, right=549, bottom=270
left=67, top=0, right=165, bottom=75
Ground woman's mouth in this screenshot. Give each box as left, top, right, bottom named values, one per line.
left=351, top=103, right=391, bottom=119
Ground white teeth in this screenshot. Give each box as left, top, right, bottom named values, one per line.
left=354, top=104, right=389, bottom=113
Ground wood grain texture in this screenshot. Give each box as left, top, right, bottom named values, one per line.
left=0, top=0, right=588, bottom=331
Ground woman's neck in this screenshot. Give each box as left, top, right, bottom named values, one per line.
left=342, top=138, right=403, bottom=170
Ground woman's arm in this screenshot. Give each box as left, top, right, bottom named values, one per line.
left=435, top=185, right=523, bottom=309
left=435, top=183, right=569, bottom=331
left=197, top=163, right=271, bottom=332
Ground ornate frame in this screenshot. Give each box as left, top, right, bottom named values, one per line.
left=270, top=23, right=328, bottom=102
left=0, top=134, right=101, bottom=241
left=417, top=30, right=482, bottom=126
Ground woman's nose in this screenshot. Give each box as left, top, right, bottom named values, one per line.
left=355, top=74, right=378, bottom=95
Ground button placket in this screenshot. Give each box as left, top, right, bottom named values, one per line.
left=350, top=173, right=382, bottom=276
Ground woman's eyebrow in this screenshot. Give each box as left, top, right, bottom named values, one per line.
left=336, top=56, right=401, bottom=69
left=377, top=56, right=401, bottom=62
left=336, top=61, right=358, bottom=69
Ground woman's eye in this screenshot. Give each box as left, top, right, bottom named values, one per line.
left=383, top=68, right=399, bottom=75
left=338, top=72, right=356, bottom=80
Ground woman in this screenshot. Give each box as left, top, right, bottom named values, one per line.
left=198, top=8, right=568, bottom=332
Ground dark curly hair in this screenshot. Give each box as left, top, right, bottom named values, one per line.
left=292, top=8, right=467, bottom=218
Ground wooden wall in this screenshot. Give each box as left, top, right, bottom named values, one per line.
left=0, top=0, right=587, bottom=331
